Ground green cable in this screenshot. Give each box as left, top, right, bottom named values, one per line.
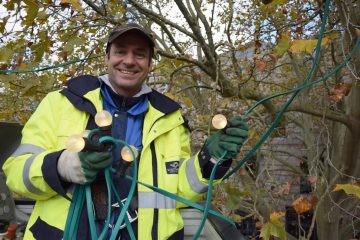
left=224, top=0, right=360, bottom=179
left=123, top=176, right=235, bottom=226
left=225, top=35, right=360, bottom=179
left=64, top=184, right=84, bottom=239
left=245, top=35, right=360, bottom=116
left=192, top=151, right=227, bottom=240
left=109, top=172, right=136, bottom=239
left=0, top=56, right=102, bottom=74
left=85, top=185, right=98, bottom=240
left=64, top=135, right=138, bottom=240
left=97, top=136, right=138, bottom=240
left=107, top=141, right=138, bottom=240
left=97, top=168, right=116, bottom=240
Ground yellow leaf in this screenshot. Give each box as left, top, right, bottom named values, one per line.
left=21, top=85, right=38, bottom=96
left=260, top=218, right=287, bottom=240
left=270, top=211, right=285, bottom=221
left=64, top=36, right=83, bottom=52
left=173, top=59, right=186, bottom=67
left=58, top=73, right=67, bottom=82
left=290, top=37, right=330, bottom=54
left=229, top=213, right=242, bottom=222
left=37, top=10, right=47, bottom=20
left=273, top=33, right=291, bottom=56
left=0, top=48, right=13, bottom=62
left=22, top=0, right=39, bottom=26
left=69, top=0, right=84, bottom=12
left=333, top=184, right=360, bottom=199
left=184, top=97, right=192, bottom=108
left=0, top=16, right=9, bottom=34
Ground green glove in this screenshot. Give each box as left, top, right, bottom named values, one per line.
left=78, top=151, right=113, bottom=182
left=205, top=116, right=248, bottom=159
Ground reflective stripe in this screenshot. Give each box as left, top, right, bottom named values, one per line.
left=138, top=191, right=176, bottom=209
left=11, top=144, right=47, bottom=195
left=185, top=157, right=207, bottom=193
left=11, top=144, right=45, bottom=157
left=179, top=158, right=185, bottom=167
left=23, top=155, right=46, bottom=195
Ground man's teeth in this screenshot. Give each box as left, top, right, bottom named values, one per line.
left=120, top=70, right=136, bottom=74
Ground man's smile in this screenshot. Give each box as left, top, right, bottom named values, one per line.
left=118, top=69, right=138, bottom=75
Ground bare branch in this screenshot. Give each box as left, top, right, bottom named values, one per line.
left=190, top=0, right=215, bottom=52
left=225, top=0, right=242, bottom=79
left=157, top=50, right=212, bottom=77
left=174, top=0, right=216, bottom=65
left=127, top=0, right=197, bottom=40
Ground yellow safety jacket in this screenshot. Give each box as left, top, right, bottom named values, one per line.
left=3, top=75, right=223, bottom=240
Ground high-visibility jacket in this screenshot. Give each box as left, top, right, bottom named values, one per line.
left=3, top=75, right=220, bottom=240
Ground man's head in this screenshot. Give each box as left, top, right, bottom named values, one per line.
left=105, top=23, right=155, bottom=97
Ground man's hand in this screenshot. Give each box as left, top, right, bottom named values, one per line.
left=57, top=150, right=113, bottom=184
left=205, top=116, right=248, bottom=159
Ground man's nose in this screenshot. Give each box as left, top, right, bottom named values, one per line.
left=123, top=53, right=136, bottom=65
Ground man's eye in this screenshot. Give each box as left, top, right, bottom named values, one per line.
left=136, top=53, right=146, bottom=58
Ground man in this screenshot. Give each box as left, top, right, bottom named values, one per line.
left=3, top=23, right=248, bottom=240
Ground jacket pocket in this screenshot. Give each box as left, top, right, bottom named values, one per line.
left=29, top=217, right=63, bottom=240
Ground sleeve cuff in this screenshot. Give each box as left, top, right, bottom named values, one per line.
left=198, top=145, right=232, bottom=180
left=42, top=150, right=71, bottom=201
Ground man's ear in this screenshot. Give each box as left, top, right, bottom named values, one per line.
left=149, top=59, right=153, bottom=69
left=105, top=53, right=109, bottom=65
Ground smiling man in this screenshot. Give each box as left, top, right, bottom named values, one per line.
left=105, top=26, right=153, bottom=96
left=3, top=23, right=249, bottom=240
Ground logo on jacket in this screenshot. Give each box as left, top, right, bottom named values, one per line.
left=165, top=161, right=179, bottom=174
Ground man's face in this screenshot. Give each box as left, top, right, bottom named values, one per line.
left=106, top=30, right=153, bottom=97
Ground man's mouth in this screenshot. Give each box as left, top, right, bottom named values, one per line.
left=119, top=69, right=137, bottom=75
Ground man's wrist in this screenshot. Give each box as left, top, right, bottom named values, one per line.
left=198, top=145, right=232, bottom=179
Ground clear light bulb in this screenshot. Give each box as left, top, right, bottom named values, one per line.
left=121, top=145, right=138, bottom=162
left=65, top=134, right=85, bottom=152
left=94, top=110, right=112, bottom=127
left=212, top=114, right=228, bottom=129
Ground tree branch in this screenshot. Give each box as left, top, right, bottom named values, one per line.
left=174, top=0, right=216, bottom=66
left=190, top=0, right=215, bottom=52
left=82, top=0, right=120, bottom=25
left=225, top=0, right=242, bottom=79
left=127, top=0, right=197, bottom=40
left=286, top=103, right=351, bottom=127
left=157, top=50, right=213, bottom=77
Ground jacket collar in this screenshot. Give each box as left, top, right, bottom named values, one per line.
left=61, top=75, right=181, bottom=116
left=61, top=75, right=100, bottom=97
left=147, top=90, right=181, bottom=114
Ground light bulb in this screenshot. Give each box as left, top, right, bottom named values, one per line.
left=121, top=145, right=138, bottom=162
left=94, top=110, right=112, bottom=127
left=82, top=130, right=91, bottom=138
left=212, top=114, right=228, bottom=129
left=65, top=134, right=85, bottom=152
